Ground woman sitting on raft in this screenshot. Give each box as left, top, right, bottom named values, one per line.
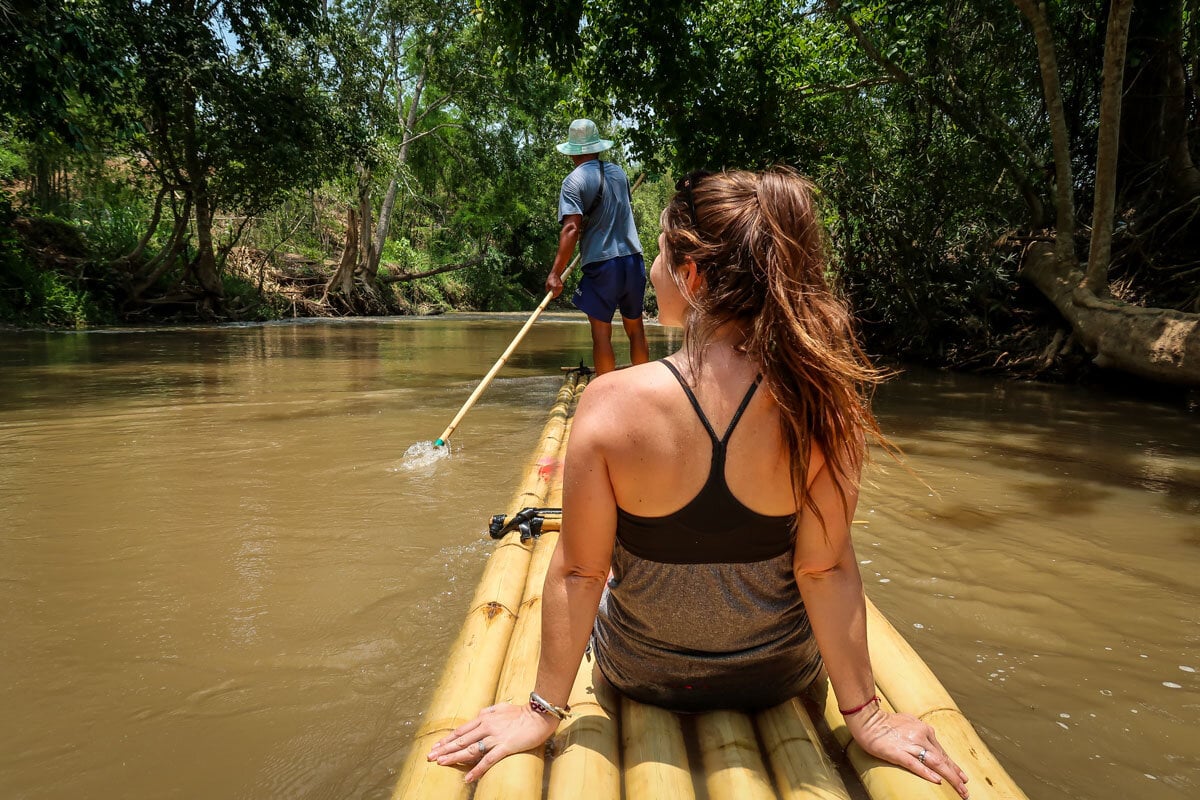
left=428, top=166, right=969, bottom=798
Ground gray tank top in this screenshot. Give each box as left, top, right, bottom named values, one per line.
left=592, top=361, right=823, bottom=711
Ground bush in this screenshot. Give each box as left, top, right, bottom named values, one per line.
left=222, top=272, right=284, bottom=320
left=73, top=195, right=147, bottom=260
left=0, top=134, right=25, bottom=181
left=0, top=233, right=109, bottom=328
left=462, top=247, right=529, bottom=311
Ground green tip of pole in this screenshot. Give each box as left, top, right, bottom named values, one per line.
left=434, top=438, right=445, bottom=447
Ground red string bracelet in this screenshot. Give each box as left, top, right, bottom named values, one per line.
left=839, top=694, right=880, bottom=716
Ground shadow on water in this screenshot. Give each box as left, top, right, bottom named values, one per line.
left=877, top=367, right=1200, bottom=521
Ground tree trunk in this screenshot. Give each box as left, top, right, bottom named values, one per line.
left=1116, top=0, right=1200, bottom=200
left=1014, top=0, right=1076, bottom=263
left=1163, top=17, right=1200, bottom=199
left=356, top=184, right=375, bottom=284
left=1085, top=0, right=1135, bottom=294
left=182, top=85, right=223, bottom=304
left=191, top=181, right=224, bottom=302
left=1191, top=50, right=1200, bottom=153
left=131, top=198, right=192, bottom=299
left=121, top=188, right=168, bottom=265
left=1016, top=0, right=1200, bottom=384
left=1021, top=243, right=1200, bottom=384
left=324, top=206, right=359, bottom=300
left=34, top=152, right=52, bottom=210
left=379, top=251, right=487, bottom=283
left=368, top=44, right=433, bottom=281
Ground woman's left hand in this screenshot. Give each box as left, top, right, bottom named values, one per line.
left=847, top=707, right=970, bottom=798
left=426, top=702, right=560, bottom=783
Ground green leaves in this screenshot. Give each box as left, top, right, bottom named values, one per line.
left=483, top=0, right=1055, bottom=354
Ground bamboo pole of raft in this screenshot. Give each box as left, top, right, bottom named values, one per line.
left=473, top=474, right=570, bottom=799
left=696, top=710, right=777, bottom=800
left=391, top=374, right=585, bottom=800
left=433, top=173, right=645, bottom=447
left=622, top=697, right=696, bottom=800
left=815, top=598, right=1027, bottom=800
left=755, top=698, right=852, bottom=800
left=863, top=599, right=1028, bottom=800
left=817, top=684, right=960, bottom=800
left=545, top=648, right=621, bottom=800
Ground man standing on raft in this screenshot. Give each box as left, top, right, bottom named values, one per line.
left=545, top=119, right=649, bottom=374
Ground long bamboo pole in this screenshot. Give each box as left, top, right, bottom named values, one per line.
left=433, top=173, right=646, bottom=446
left=391, top=374, right=583, bottom=800
left=433, top=291, right=569, bottom=446
left=473, top=468, right=572, bottom=800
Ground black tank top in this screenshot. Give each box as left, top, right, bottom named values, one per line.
left=615, top=360, right=796, bottom=564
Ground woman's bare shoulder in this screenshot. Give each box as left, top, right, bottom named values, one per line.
left=573, top=362, right=674, bottom=435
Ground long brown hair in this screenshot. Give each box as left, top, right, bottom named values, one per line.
left=661, top=166, right=892, bottom=526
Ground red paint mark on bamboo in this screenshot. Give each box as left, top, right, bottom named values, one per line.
left=536, top=457, right=558, bottom=480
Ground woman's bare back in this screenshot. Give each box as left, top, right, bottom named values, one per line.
left=590, top=355, right=802, bottom=520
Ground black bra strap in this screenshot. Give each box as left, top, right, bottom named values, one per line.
left=661, top=359, right=718, bottom=442
left=661, top=360, right=762, bottom=445
left=720, top=375, right=762, bottom=445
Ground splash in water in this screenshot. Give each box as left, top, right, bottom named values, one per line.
left=395, top=440, right=452, bottom=472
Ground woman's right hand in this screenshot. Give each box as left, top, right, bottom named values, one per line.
left=846, top=706, right=970, bottom=798
left=426, top=702, right=560, bottom=783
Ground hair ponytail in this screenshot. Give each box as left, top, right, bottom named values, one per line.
left=661, top=166, right=892, bottom=527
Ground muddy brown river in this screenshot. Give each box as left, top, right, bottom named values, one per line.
left=1, top=315, right=1197, bottom=799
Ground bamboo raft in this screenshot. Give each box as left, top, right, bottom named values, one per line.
left=394, top=372, right=1028, bottom=800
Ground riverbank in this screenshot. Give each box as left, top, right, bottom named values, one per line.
left=0, top=211, right=474, bottom=327
left=2, top=208, right=1194, bottom=392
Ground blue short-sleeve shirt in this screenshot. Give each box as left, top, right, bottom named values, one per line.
left=558, top=160, right=642, bottom=267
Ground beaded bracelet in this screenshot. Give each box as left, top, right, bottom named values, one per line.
left=529, top=691, right=571, bottom=720
left=839, top=694, right=881, bottom=717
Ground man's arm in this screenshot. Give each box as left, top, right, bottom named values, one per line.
left=545, top=214, right=582, bottom=297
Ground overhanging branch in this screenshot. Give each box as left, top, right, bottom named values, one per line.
left=379, top=252, right=487, bottom=283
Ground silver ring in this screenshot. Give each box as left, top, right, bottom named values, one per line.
left=917, top=747, right=928, bottom=764
left=476, top=740, right=488, bottom=754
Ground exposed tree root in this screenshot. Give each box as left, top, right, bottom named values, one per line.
left=1020, top=243, right=1200, bottom=384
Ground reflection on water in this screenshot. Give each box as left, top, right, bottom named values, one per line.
left=0, top=315, right=1196, bottom=799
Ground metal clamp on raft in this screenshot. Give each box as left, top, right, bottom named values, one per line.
left=559, top=360, right=594, bottom=376
left=488, top=507, right=562, bottom=542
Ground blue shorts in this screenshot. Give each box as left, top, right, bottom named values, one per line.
left=572, top=253, right=646, bottom=322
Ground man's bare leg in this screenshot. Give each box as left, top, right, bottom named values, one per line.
left=622, top=316, right=649, bottom=366
left=588, top=316, right=616, bottom=374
